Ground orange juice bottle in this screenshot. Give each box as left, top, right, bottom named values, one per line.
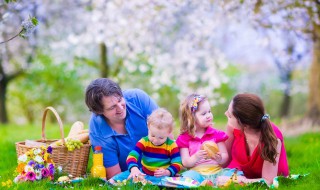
left=91, top=146, right=106, bottom=179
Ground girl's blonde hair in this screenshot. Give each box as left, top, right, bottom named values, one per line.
left=179, top=94, right=207, bottom=136
left=147, top=108, right=174, bottom=132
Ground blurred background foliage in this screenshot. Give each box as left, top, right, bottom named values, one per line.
left=0, top=0, right=319, bottom=130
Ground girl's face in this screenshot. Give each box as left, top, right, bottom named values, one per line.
left=194, top=100, right=213, bottom=129
left=225, top=101, right=240, bottom=129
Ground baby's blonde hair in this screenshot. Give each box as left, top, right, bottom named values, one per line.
left=179, top=94, right=207, bottom=136
left=147, top=108, right=174, bottom=132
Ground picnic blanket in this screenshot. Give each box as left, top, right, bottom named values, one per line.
left=110, top=174, right=308, bottom=189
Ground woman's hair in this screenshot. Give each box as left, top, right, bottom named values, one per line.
left=85, top=78, right=123, bottom=114
left=179, top=94, right=207, bottom=136
left=232, top=93, right=278, bottom=164
left=147, top=108, right=174, bottom=132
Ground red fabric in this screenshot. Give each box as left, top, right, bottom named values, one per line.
left=227, top=123, right=289, bottom=178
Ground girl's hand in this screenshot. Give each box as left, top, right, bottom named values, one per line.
left=128, top=167, right=145, bottom=179
left=212, top=152, right=222, bottom=163
left=154, top=168, right=171, bottom=177
left=193, top=150, right=208, bottom=162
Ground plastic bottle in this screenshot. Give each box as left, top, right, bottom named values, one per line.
left=91, top=146, right=106, bottom=179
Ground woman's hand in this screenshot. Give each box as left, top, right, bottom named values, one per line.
left=127, top=167, right=145, bottom=179
left=216, top=175, right=248, bottom=186
left=154, top=168, right=171, bottom=177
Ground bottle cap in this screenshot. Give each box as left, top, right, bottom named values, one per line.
left=94, top=146, right=102, bottom=151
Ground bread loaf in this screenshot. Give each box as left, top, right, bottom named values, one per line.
left=67, top=121, right=84, bottom=137
left=201, top=141, right=219, bottom=158
left=50, top=121, right=89, bottom=147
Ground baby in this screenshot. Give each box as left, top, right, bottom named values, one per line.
left=110, top=108, right=182, bottom=185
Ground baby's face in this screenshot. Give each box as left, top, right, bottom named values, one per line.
left=148, top=125, right=170, bottom=146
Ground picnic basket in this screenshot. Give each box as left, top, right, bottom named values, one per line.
left=15, top=106, right=91, bottom=177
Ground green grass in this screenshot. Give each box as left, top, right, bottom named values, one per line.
left=0, top=124, right=319, bottom=189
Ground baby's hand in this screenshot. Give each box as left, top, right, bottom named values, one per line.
left=128, top=167, right=145, bottom=179
left=154, top=168, right=170, bottom=177
left=194, top=149, right=208, bottom=161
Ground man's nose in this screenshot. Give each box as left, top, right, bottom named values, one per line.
left=116, top=103, right=124, bottom=110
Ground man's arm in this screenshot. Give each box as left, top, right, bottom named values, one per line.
left=106, top=164, right=122, bottom=179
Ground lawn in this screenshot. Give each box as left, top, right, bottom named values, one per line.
left=0, top=123, right=319, bottom=189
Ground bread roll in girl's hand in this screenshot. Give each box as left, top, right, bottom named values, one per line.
left=201, top=141, right=219, bottom=158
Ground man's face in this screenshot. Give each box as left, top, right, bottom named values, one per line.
left=101, top=95, right=126, bottom=123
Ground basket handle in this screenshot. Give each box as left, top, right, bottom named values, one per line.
left=41, top=106, right=66, bottom=145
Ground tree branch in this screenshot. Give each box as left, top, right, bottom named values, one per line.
left=0, top=28, right=23, bottom=45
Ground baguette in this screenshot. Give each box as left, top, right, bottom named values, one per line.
left=50, top=121, right=89, bottom=147
left=50, top=133, right=89, bottom=147
left=70, top=133, right=89, bottom=143
left=67, top=121, right=84, bottom=137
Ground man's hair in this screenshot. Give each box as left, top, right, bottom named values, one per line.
left=85, top=78, right=123, bottom=114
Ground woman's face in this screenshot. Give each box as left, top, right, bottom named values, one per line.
left=225, top=101, right=240, bottom=129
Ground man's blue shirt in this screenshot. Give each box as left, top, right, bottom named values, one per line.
left=89, top=89, right=158, bottom=171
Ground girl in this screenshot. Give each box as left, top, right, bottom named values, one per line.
left=218, top=93, right=289, bottom=185
left=176, top=94, right=237, bottom=184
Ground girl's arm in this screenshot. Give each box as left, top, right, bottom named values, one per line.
left=180, top=148, right=207, bottom=168
left=223, top=125, right=235, bottom=167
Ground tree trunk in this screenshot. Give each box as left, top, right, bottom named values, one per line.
left=99, top=42, right=109, bottom=78
left=307, top=25, right=320, bottom=126
left=0, top=77, right=8, bottom=123
left=280, top=93, right=291, bottom=118
left=280, top=72, right=292, bottom=118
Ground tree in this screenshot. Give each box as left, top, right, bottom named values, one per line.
left=0, top=1, right=38, bottom=123
left=265, top=30, right=309, bottom=118
left=224, top=0, right=320, bottom=125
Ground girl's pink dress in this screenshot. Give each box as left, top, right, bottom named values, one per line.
left=227, top=123, right=289, bottom=178
left=176, top=127, right=228, bottom=174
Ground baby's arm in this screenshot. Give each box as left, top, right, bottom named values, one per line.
left=180, top=148, right=207, bottom=168
left=126, top=140, right=146, bottom=179
left=156, top=143, right=183, bottom=177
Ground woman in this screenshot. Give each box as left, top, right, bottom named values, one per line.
left=219, top=93, right=289, bottom=185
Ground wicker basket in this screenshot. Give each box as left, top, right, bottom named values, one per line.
left=15, top=107, right=91, bottom=177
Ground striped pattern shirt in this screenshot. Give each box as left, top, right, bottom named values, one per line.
left=126, top=136, right=182, bottom=176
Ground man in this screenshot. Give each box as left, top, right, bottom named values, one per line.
left=85, top=78, right=158, bottom=179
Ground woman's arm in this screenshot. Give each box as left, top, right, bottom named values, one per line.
left=223, top=125, right=234, bottom=167
left=106, top=164, right=122, bottom=179
left=261, top=138, right=281, bottom=184
left=180, top=148, right=207, bottom=168
left=233, top=138, right=282, bottom=185
left=215, top=142, right=229, bottom=166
